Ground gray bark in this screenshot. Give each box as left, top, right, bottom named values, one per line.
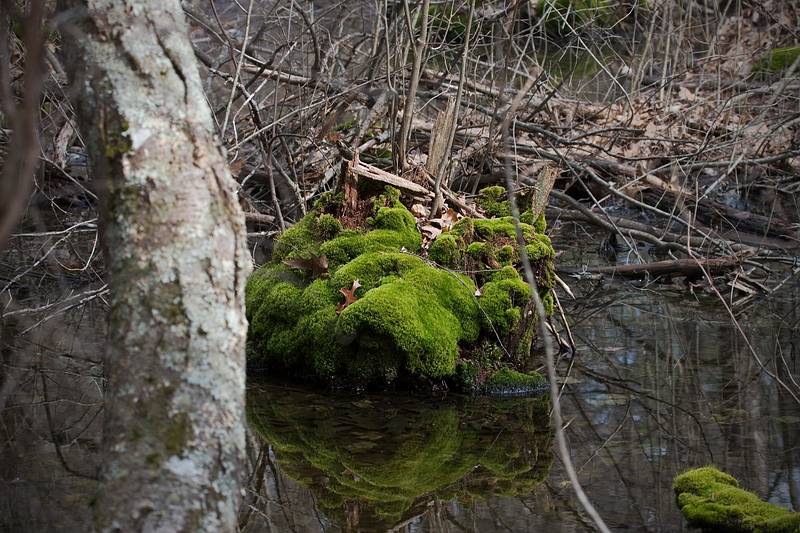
left=61, top=1, right=252, bottom=531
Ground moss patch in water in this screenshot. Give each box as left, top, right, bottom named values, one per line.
left=674, top=466, right=800, bottom=532
left=247, top=187, right=482, bottom=386
left=246, top=185, right=557, bottom=390
left=484, top=367, right=546, bottom=396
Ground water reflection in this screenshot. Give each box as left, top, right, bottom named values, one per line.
left=3, top=236, right=799, bottom=532
left=237, top=278, right=800, bottom=532
left=243, top=384, right=553, bottom=532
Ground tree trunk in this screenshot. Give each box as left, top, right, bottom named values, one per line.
left=61, top=1, right=252, bottom=531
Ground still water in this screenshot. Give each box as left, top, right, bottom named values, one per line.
left=1, top=254, right=799, bottom=532
left=238, top=278, right=800, bottom=532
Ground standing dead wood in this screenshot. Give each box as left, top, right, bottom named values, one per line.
left=397, top=0, right=430, bottom=170
left=0, top=1, right=45, bottom=251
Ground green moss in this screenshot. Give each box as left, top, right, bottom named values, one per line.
left=272, top=214, right=318, bottom=262
left=542, top=291, right=555, bottom=316
left=533, top=214, right=547, bottom=233
left=165, top=413, right=192, bottom=455
left=466, top=241, right=487, bottom=258
left=451, top=217, right=475, bottom=240
left=479, top=272, right=531, bottom=336
left=247, top=184, right=557, bottom=389
left=336, top=254, right=480, bottom=378
left=484, top=367, right=546, bottom=396
left=248, top=247, right=480, bottom=384
left=275, top=188, right=421, bottom=269
left=538, top=0, right=615, bottom=34
left=475, top=186, right=544, bottom=224
left=426, top=209, right=556, bottom=361
left=313, top=213, right=343, bottom=240
left=674, top=467, right=800, bottom=533
left=755, top=46, right=800, bottom=74
left=526, top=234, right=555, bottom=260
left=313, top=190, right=343, bottom=212
left=429, top=233, right=461, bottom=267
left=474, top=217, right=524, bottom=240
left=476, top=186, right=512, bottom=218
left=321, top=203, right=421, bottom=268
left=497, top=245, right=516, bottom=264
left=492, top=266, right=520, bottom=281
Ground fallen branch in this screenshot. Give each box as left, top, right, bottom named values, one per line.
left=558, top=255, right=750, bottom=280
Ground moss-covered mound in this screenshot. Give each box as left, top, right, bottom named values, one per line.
left=674, top=466, right=800, bottom=532
left=247, top=382, right=554, bottom=530
left=537, top=0, right=616, bottom=35
left=755, top=46, right=800, bottom=75
left=245, top=186, right=554, bottom=390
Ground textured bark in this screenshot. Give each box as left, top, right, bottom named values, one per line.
left=61, top=1, right=251, bottom=531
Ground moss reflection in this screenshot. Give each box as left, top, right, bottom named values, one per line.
left=246, top=382, right=554, bottom=530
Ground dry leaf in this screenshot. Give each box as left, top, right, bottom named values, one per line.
left=336, top=280, right=362, bottom=314
left=410, top=203, right=428, bottom=218
left=283, top=254, right=329, bottom=278
left=420, top=225, right=442, bottom=239
left=441, top=208, right=459, bottom=229
left=52, top=121, right=76, bottom=168
left=229, top=157, right=247, bottom=176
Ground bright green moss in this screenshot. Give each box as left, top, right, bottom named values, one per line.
left=466, top=241, right=487, bottom=258
left=492, top=265, right=520, bottom=281
left=497, top=244, right=516, bottom=264
left=520, top=209, right=534, bottom=225
left=247, top=184, right=557, bottom=389
left=248, top=193, right=482, bottom=386
left=451, top=217, right=475, bottom=240
left=674, top=467, right=800, bottom=533
left=479, top=273, right=531, bottom=336
left=336, top=255, right=480, bottom=378
left=484, top=367, right=546, bottom=396
left=272, top=214, right=318, bottom=262
left=429, top=234, right=461, bottom=267
left=475, top=186, right=543, bottom=224
left=428, top=210, right=556, bottom=357
left=533, top=213, right=547, bottom=233
left=320, top=205, right=421, bottom=268
left=476, top=186, right=512, bottom=218
left=473, top=217, right=522, bottom=240
left=248, top=252, right=480, bottom=383
left=313, top=213, right=343, bottom=240
left=526, top=234, right=555, bottom=260
left=542, top=291, right=555, bottom=316
left=755, top=46, right=800, bottom=74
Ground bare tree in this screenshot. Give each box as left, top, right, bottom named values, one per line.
left=60, top=1, right=251, bottom=530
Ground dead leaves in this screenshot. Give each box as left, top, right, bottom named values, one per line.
left=283, top=254, right=329, bottom=278
left=336, top=280, right=361, bottom=314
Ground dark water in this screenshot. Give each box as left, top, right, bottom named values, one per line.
left=238, top=277, right=800, bottom=532
left=2, top=243, right=799, bottom=532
